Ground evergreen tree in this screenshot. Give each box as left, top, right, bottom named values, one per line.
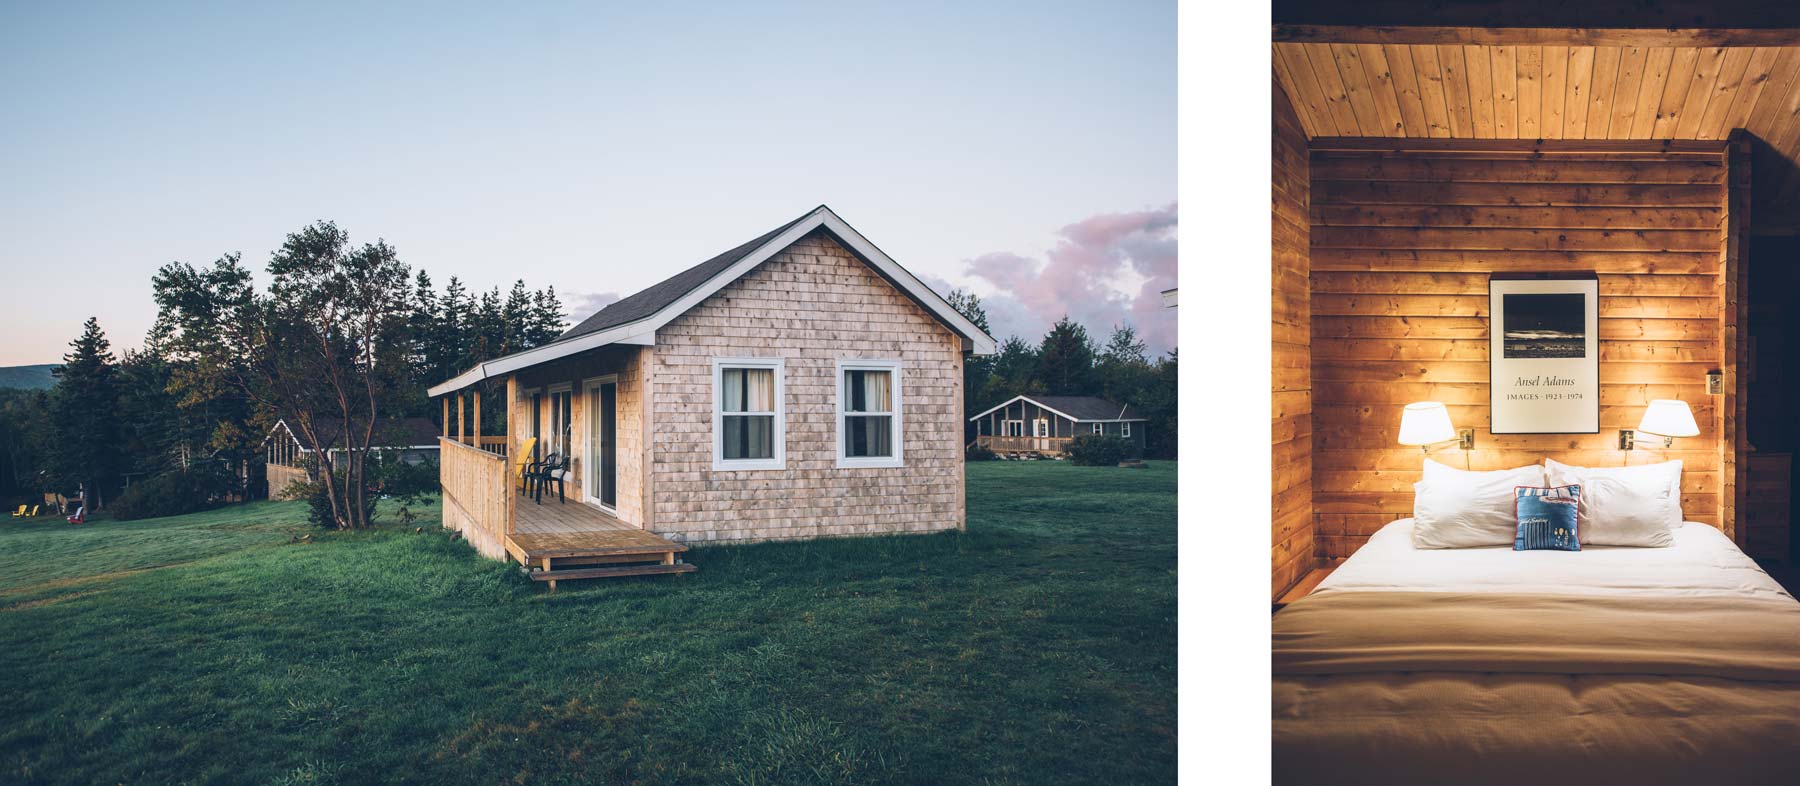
left=410, top=270, right=439, bottom=372
left=438, top=276, right=471, bottom=379
left=50, top=318, right=124, bottom=509
left=501, top=280, right=532, bottom=354
left=1035, top=316, right=1098, bottom=395
left=986, top=335, right=1040, bottom=403
left=528, top=286, right=565, bottom=345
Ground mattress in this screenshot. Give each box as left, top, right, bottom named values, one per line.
left=1314, top=518, right=1791, bottom=601
left=1274, top=519, right=1800, bottom=786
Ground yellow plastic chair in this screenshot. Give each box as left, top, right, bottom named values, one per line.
left=513, top=437, right=538, bottom=494
left=24, top=505, right=38, bottom=518
left=9, top=505, right=24, bottom=518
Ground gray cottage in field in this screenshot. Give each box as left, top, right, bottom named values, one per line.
left=970, top=394, right=1147, bottom=458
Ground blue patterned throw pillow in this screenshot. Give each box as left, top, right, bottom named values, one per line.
left=1514, top=484, right=1581, bottom=551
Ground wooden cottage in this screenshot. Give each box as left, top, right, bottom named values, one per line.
left=969, top=394, right=1147, bottom=458
left=428, top=205, right=996, bottom=585
left=1268, top=7, right=1800, bottom=783
left=264, top=417, right=441, bottom=499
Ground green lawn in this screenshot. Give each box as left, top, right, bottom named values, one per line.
left=0, top=461, right=1176, bottom=786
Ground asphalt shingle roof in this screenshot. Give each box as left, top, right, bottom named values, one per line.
left=1025, top=395, right=1143, bottom=421
left=557, top=210, right=816, bottom=342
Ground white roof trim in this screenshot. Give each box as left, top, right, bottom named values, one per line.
left=428, top=206, right=997, bottom=397
left=968, top=394, right=1143, bottom=423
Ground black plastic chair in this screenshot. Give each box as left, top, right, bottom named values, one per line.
left=532, top=454, right=571, bottom=504
left=523, top=452, right=559, bottom=497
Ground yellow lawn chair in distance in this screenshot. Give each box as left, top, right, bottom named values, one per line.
left=24, top=505, right=39, bottom=518
left=513, top=437, right=538, bottom=495
left=9, top=505, right=24, bottom=518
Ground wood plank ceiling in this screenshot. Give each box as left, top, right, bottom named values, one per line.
left=1273, top=42, right=1800, bottom=227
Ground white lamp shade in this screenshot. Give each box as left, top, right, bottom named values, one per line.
left=1638, top=399, right=1700, bottom=438
left=1398, top=402, right=1457, bottom=446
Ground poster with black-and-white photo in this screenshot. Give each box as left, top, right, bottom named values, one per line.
left=1489, top=274, right=1599, bottom=434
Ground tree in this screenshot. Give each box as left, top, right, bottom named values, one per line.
left=528, top=286, right=566, bottom=345
left=1100, top=323, right=1147, bottom=366
left=945, top=289, right=995, bottom=439
left=502, top=280, right=533, bottom=355
left=50, top=318, right=124, bottom=509
left=1035, top=316, right=1098, bottom=395
left=154, top=222, right=414, bottom=529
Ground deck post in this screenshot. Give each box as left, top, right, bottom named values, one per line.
left=441, top=396, right=449, bottom=438
left=456, top=393, right=466, bottom=444
left=473, top=389, right=482, bottom=445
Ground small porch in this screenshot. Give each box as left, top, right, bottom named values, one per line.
left=972, top=434, right=1073, bottom=457
left=438, top=435, right=692, bottom=589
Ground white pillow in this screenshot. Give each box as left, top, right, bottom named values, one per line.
left=1412, top=459, right=1546, bottom=549
left=1543, top=459, right=1681, bottom=547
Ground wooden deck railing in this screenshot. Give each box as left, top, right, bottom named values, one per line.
left=440, top=436, right=513, bottom=560
left=445, top=435, right=509, bottom=457
left=976, top=435, right=1074, bottom=455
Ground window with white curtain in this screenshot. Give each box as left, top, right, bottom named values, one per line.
left=1122, top=421, right=1131, bottom=438
left=713, top=358, right=784, bottom=470
left=836, top=359, right=902, bottom=468
left=547, top=384, right=573, bottom=457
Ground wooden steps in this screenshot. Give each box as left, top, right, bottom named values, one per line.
left=526, top=562, right=696, bottom=590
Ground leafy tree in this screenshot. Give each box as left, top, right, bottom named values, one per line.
left=154, top=222, right=414, bottom=529
left=50, top=318, right=124, bottom=509
left=1035, top=316, right=1098, bottom=395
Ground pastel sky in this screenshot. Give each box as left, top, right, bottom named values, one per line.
left=0, top=1, right=1176, bottom=366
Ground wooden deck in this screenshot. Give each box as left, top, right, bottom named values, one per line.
left=504, top=498, right=692, bottom=588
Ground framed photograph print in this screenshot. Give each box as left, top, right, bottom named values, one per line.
left=1488, top=272, right=1600, bottom=434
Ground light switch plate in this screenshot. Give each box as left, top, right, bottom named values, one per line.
left=1706, top=372, right=1725, bottom=395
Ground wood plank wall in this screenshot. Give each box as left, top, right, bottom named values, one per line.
left=1307, top=137, right=1739, bottom=562
left=1273, top=81, right=1315, bottom=598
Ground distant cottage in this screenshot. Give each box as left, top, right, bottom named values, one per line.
left=264, top=417, right=441, bottom=499
left=970, top=394, right=1147, bottom=458
left=427, top=205, right=996, bottom=586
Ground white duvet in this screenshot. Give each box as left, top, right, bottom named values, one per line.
left=1315, top=518, right=1791, bottom=601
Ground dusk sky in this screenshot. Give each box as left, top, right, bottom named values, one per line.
left=0, top=1, right=1176, bottom=366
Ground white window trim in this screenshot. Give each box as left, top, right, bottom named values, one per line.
left=835, top=359, right=904, bottom=469
left=581, top=375, right=619, bottom=513
left=1034, top=418, right=1049, bottom=438
left=712, top=357, right=786, bottom=471
left=1121, top=421, right=1131, bottom=437
left=1092, top=422, right=1103, bottom=435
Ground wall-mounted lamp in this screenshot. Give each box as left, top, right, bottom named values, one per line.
left=1619, top=399, right=1701, bottom=450
left=1399, top=401, right=1474, bottom=454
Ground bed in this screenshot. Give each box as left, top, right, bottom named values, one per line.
left=1273, top=519, right=1800, bottom=786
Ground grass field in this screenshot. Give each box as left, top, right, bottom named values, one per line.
left=0, top=461, right=1176, bottom=786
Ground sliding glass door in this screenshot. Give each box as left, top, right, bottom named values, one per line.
left=584, top=379, right=617, bottom=510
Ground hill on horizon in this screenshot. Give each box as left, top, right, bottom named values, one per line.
left=0, top=364, right=57, bottom=391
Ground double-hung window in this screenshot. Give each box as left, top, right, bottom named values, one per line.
left=1092, top=423, right=1103, bottom=435
left=713, top=358, right=784, bottom=470
left=1121, top=421, right=1131, bottom=438
left=836, top=359, right=902, bottom=468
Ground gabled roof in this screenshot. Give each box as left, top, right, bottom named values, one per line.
left=428, top=205, right=997, bottom=397
left=969, top=394, right=1145, bottom=423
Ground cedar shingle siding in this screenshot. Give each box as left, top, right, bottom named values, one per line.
left=649, top=229, right=966, bottom=543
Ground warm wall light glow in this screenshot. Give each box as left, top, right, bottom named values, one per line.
left=1398, top=402, right=1457, bottom=446
left=1638, top=399, right=1700, bottom=438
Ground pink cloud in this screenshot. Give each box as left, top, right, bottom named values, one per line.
left=964, top=203, right=1177, bottom=354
